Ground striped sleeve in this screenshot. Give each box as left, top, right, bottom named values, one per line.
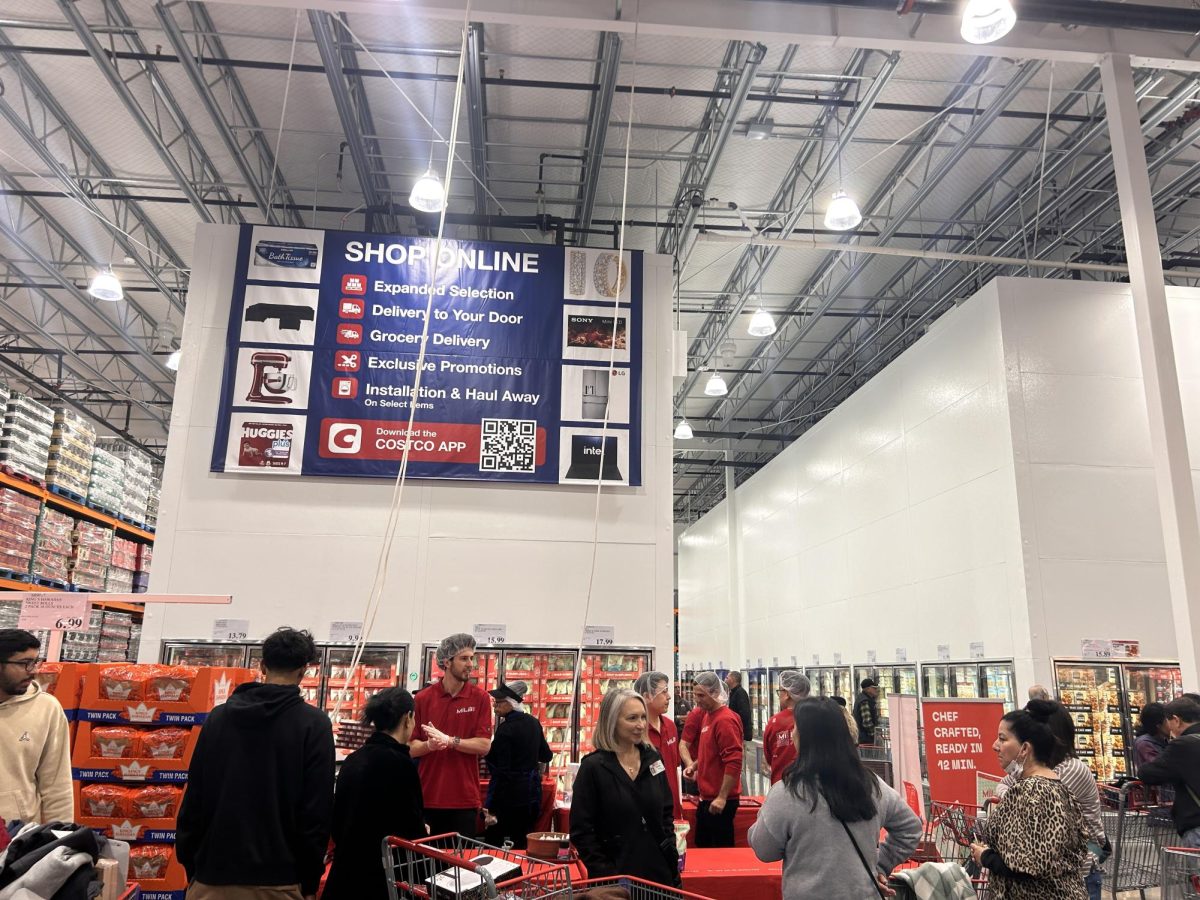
left=1057, top=758, right=1104, bottom=841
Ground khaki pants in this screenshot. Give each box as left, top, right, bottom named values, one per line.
left=186, top=883, right=305, bottom=900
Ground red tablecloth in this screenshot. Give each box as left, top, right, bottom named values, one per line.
left=681, top=796, right=763, bottom=848
left=682, top=847, right=781, bottom=900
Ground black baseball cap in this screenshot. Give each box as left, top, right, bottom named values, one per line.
left=861, top=678, right=879, bottom=690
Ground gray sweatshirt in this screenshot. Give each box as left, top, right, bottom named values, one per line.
left=749, top=775, right=922, bottom=899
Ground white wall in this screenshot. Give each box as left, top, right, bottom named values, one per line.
left=678, top=278, right=1200, bottom=687
left=143, top=224, right=676, bottom=680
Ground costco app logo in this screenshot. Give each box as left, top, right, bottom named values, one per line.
left=341, top=274, right=367, bottom=295
left=327, top=423, right=362, bottom=454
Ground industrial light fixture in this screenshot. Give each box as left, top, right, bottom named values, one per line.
left=746, top=118, right=775, bottom=140
left=747, top=303, right=777, bottom=338
left=166, top=349, right=182, bottom=371
left=409, top=169, right=446, bottom=214
left=824, top=190, right=863, bottom=231
left=674, top=419, right=694, bottom=440
left=704, top=371, right=728, bottom=397
left=960, top=0, right=1017, bottom=44
left=87, top=267, right=123, bottom=302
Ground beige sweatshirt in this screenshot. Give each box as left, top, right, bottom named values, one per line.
left=0, top=681, right=74, bottom=824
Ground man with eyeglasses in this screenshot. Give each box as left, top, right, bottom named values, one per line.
left=0, top=628, right=72, bottom=826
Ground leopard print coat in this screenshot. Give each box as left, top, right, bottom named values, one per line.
left=979, top=775, right=1088, bottom=900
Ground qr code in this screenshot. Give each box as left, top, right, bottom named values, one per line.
left=479, top=418, right=537, bottom=473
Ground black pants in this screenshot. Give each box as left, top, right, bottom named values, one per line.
left=483, top=802, right=540, bottom=849
left=694, top=797, right=739, bottom=848
left=425, top=807, right=479, bottom=838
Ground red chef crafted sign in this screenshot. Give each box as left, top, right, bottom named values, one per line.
left=921, top=699, right=1007, bottom=805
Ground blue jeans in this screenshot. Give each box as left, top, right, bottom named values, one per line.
left=1084, top=869, right=1102, bottom=900
left=1182, top=826, right=1200, bottom=849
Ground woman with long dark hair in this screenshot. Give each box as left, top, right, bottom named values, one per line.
left=323, top=688, right=425, bottom=900
left=970, top=703, right=1088, bottom=899
left=1134, top=702, right=1170, bottom=772
left=748, top=698, right=921, bottom=898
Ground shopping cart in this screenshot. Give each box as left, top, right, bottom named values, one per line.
left=859, top=744, right=894, bottom=784
left=570, top=877, right=715, bottom=898
left=1100, top=780, right=1177, bottom=898
left=1161, top=847, right=1200, bottom=899
left=900, top=800, right=991, bottom=897
left=384, top=834, right=573, bottom=899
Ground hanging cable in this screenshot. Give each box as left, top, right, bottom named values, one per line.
left=264, top=10, right=300, bottom=224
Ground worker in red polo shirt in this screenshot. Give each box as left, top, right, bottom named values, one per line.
left=635, top=670, right=682, bottom=818
left=682, top=670, right=743, bottom=847
left=412, top=633, right=493, bottom=837
left=762, top=670, right=810, bottom=784
left=679, top=702, right=705, bottom=796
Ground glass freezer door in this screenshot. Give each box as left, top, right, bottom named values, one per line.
left=896, top=665, right=919, bottom=698
left=1122, top=663, right=1183, bottom=716
left=746, top=667, right=768, bottom=739
left=500, top=649, right=579, bottom=785
left=576, top=651, right=650, bottom=760
left=922, top=665, right=950, bottom=699
left=160, top=641, right=250, bottom=668
left=981, top=663, right=1016, bottom=709
left=953, top=665, right=980, bottom=698
left=1054, top=661, right=1128, bottom=781
left=834, top=667, right=852, bottom=701
left=323, top=644, right=407, bottom=737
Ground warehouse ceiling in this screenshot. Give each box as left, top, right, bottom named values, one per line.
left=1, top=1, right=1200, bottom=514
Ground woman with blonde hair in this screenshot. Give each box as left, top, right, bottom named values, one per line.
left=570, top=689, right=680, bottom=886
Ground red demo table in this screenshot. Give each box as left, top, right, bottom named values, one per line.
left=681, top=848, right=782, bottom=900
left=680, top=796, right=763, bottom=848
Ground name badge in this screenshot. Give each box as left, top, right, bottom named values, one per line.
left=649, top=760, right=665, bottom=777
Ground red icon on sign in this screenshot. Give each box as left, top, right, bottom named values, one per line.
left=334, top=350, right=361, bottom=372
left=341, top=274, right=367, bottom=295
left=331, top=377, right=359, bottom=399
left=340, top=298, right=364, bottom=319
left=336, top=323, right=363, bottom=345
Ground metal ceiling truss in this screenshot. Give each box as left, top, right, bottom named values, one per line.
left=57, top=0, right=242, bottom=228
left=671, top=48, right=896, bottom=408
left=154, top=0, right=304, bottom=228
left=656, top=39, right=768, bottom=266
left=465, top=22, right=491, bottom=240
left=679, top=69, right=1200, bottom=516
left=0, top=28, right=189, bottom=313
left=574, top=31, right=622, bottom=243
left=308, top=10, right=397, bottom=233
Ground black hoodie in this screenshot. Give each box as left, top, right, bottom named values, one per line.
left=176, top=682, right=335, bottom=895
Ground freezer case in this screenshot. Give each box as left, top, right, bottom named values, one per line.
left=746, top=667, right=768, bottom=739
left=323, top=644, right=407, bottom=753
left=1054, top=661, right=1128, bottom=781
left=161, top=641, right=251, bottom=668
left=1122, top=662, right=1183, bottom=718
left=500, top=649, right=579, bottom=786
left=577, top=651, right=650, bottom=760
left=981, top=663, right=1016, bottom=709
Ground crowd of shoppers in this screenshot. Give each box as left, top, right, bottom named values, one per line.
left=7, top=624, right=1200, bottom=900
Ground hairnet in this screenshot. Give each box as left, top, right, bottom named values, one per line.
left=779, top=670, right=811, bottom=699
left=693, top=670, right=728, bottom=704
left=635, top=671, right=669, bottom=697
left=436, top=632, right=476, bottom=666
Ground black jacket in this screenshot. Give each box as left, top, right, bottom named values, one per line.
left=176, top=682, right=335, bottom=895
left=853, top=691, right=879, bottom=744
left=485, top=709, right=552, bottom=810
left=1139, top=724, right=1200, bottom=835
left=323, top=732, right=425, bottom=900
left=570, top=745, right=680, bottom=887
left=728, top=685, right=753, bottom=741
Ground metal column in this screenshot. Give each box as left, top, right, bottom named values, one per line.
left=1100, top=53, right=1200, bottom=685
left=724, top=441, right=747, bottom=674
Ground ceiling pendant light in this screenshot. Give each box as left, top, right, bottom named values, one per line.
left=166, top=348, right=182, bottom=371
left=960, top=0, right=1017, bottom=44
left=747, top=304, right=777, bottom=338
left=674, top=419, right=694, bottom=440
left=704, top=372, right=728, bottom=397
left=824, top=191, right=863, bottom=231
left=409, top=169, right=446, bottom=214
left=87, top=267, right=123, bottom=302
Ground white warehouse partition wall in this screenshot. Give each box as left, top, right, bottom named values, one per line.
left=678, top=277, right=1200, bottom=689
left=143, top=224, right=676, bottom=678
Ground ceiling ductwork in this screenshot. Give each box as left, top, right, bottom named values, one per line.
left=760, top=0, right=1200, bottom=35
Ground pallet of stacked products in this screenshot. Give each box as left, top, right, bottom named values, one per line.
left=62, top=608, right=104, bottom=663
left=0, top=600, right=50, bottom=654
left=1, top=392, right=52, bottom=483
left=0, top=487, right=41, bottom=581
left=133, top=543, right=153, bottom=594
left=46, top=406, right=96, bottom=502
left=98, top=610, right=135, bottom=663
left=87, top=447, right=126, bottom=516
left=74, top=664, right=256, bottom=900
left=127, top=623, right=142, bottom=662
left=31, top=505, right=74, bottom=588
left=95, top=440, right=153, bottom=526
left=106, top=536, right=139, bottom=595
left=71, top=519, right=113, bottom=591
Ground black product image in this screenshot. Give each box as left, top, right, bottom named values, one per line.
left=244, top=303, right=316, bottom=331
left=564, top=435, right=623, bottom=481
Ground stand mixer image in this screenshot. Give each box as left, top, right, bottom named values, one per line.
left=246, top=351, right=297, bottom=404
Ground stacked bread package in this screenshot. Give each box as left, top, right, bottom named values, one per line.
left=1, top=393, right=53, bottom=482
left=46, top=406, right=96, bottom=496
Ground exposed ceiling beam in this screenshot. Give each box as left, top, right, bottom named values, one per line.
left=464, top=22, right=492, bottom=240
left=154, top=0, right=305, bottom=228
left=575, top=31, right=622, bottom=243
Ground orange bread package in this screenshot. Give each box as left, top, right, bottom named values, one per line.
left=34, top=663, right=62, bottom=695
left=146, top=666, right=198, bottom=703
left=128, top=785, right=182, bottom=819
left=129, top=844, right=173, bottom=881
left=140, top=727, right=190, bottom=760
left=79, top=784, right=131, bottom=818
left=97, top=665, right=143, bottom=701
left=91, top=726, right=141, bottom=759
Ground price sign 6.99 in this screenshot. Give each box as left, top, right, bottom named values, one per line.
left=17, top=594, right=91, bottom=632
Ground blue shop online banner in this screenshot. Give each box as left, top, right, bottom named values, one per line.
left=210, top=225, right=643, bottom=486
